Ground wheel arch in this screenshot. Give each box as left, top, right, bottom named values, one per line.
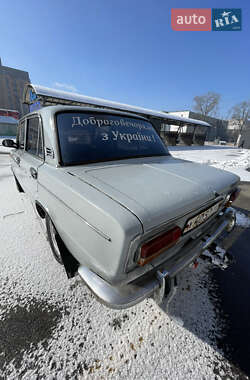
left=35, top=201, right=47, bottom=219
left=36, top=202, right=79, bottom=278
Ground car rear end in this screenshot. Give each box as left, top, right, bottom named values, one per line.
left=78, top=188, right=239, bottom=309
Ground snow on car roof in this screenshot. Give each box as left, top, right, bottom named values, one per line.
left=23, top=84, right=211, bottom=128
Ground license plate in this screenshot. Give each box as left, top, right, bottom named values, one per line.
left=183, top=202, right=221, bottom=234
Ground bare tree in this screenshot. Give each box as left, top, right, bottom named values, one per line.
left=193, top=92, right=221, bottom=116
left=229, top=101, right=250, bottom=133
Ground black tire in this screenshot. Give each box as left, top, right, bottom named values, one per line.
left=45, top=215, right=63, bottom=265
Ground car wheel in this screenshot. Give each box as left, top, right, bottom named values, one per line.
left=45, top=215, right=63, bottom=265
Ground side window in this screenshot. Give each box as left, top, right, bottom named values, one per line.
left=17, top=121, right=25, bottom=149
left=26, top=117, right=44, bottom=158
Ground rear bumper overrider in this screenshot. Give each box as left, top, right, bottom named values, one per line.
left=78, top=208, right=236, bottom=309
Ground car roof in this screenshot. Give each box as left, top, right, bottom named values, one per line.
left=20, top=105, right=149, bottom=122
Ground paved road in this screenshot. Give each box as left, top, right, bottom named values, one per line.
left=211, top=181, right=250, bottom=378
left=234, top=182, right=250, bottom=213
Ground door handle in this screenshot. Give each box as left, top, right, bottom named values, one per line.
left=15, top=157, right=20, bottom=165
left=30, top=167, right=37, bottom=179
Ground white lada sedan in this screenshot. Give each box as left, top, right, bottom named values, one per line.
left=3, top=106, right=240, bottom=309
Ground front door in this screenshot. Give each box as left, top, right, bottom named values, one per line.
left=12, top=119, right=26, bottom=186
left=20, top=116, right=44, bottom=199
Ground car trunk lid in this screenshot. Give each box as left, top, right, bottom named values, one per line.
left=68, top=156, right=238, bottom=232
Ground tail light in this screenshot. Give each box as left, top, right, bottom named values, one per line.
left=225, top=188, right=240, bottom=207
left=138, top=226, right=182, bottom=266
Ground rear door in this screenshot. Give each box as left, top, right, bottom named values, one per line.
left=20, top=115, right=44, bottom=199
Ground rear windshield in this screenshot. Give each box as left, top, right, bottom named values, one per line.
left=56, top=112, right=169, bottom=165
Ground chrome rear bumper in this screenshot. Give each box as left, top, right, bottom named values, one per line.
left=78, top=208, right=236, bottom=309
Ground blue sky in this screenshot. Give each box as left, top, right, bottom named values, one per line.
left=0, top=0, right=249, bottom=117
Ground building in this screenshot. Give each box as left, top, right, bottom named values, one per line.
left=0, top=109, right=18, bottom=137
left=231, top=118, right=250, bottom=148
left=166, top=110, right=228, bottom=142
left=0, top=57, right=30, bottom=117
left=227, top=119, right=240, bottom=130
left=227, top=119, right=250, bottom=143
left=239, top=127, right=250, bottom=149
left=227, top=119, right=241, bottom=143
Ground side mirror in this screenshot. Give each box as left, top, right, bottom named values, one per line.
left=2, top=139, right=17, bottom=148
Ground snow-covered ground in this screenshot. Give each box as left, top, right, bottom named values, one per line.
left=169, top=145, right=250, bottom=182
left=1, top=151, right=250, bottom=379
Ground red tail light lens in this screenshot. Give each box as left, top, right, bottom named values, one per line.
left=138, top=226, right=182, bottom=266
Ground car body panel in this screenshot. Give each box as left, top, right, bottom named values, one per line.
left=9, top=105, right=240, bottom=306
left=68, top=155, right=238, bottom=232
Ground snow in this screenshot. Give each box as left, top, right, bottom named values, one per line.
left=30, top=84, right=210, bottom=126
left=201, top=247, right=232, bottom=270
left=169, top=145, right=250, bottom=182
left=0, top=153, right=249, bottom=379
left=236, top=211, right=250, bottom=228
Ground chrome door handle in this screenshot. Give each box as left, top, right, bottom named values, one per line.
left=30, top=167, right=37, bottom=179
left=15, top=157, right=20, bottom=165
